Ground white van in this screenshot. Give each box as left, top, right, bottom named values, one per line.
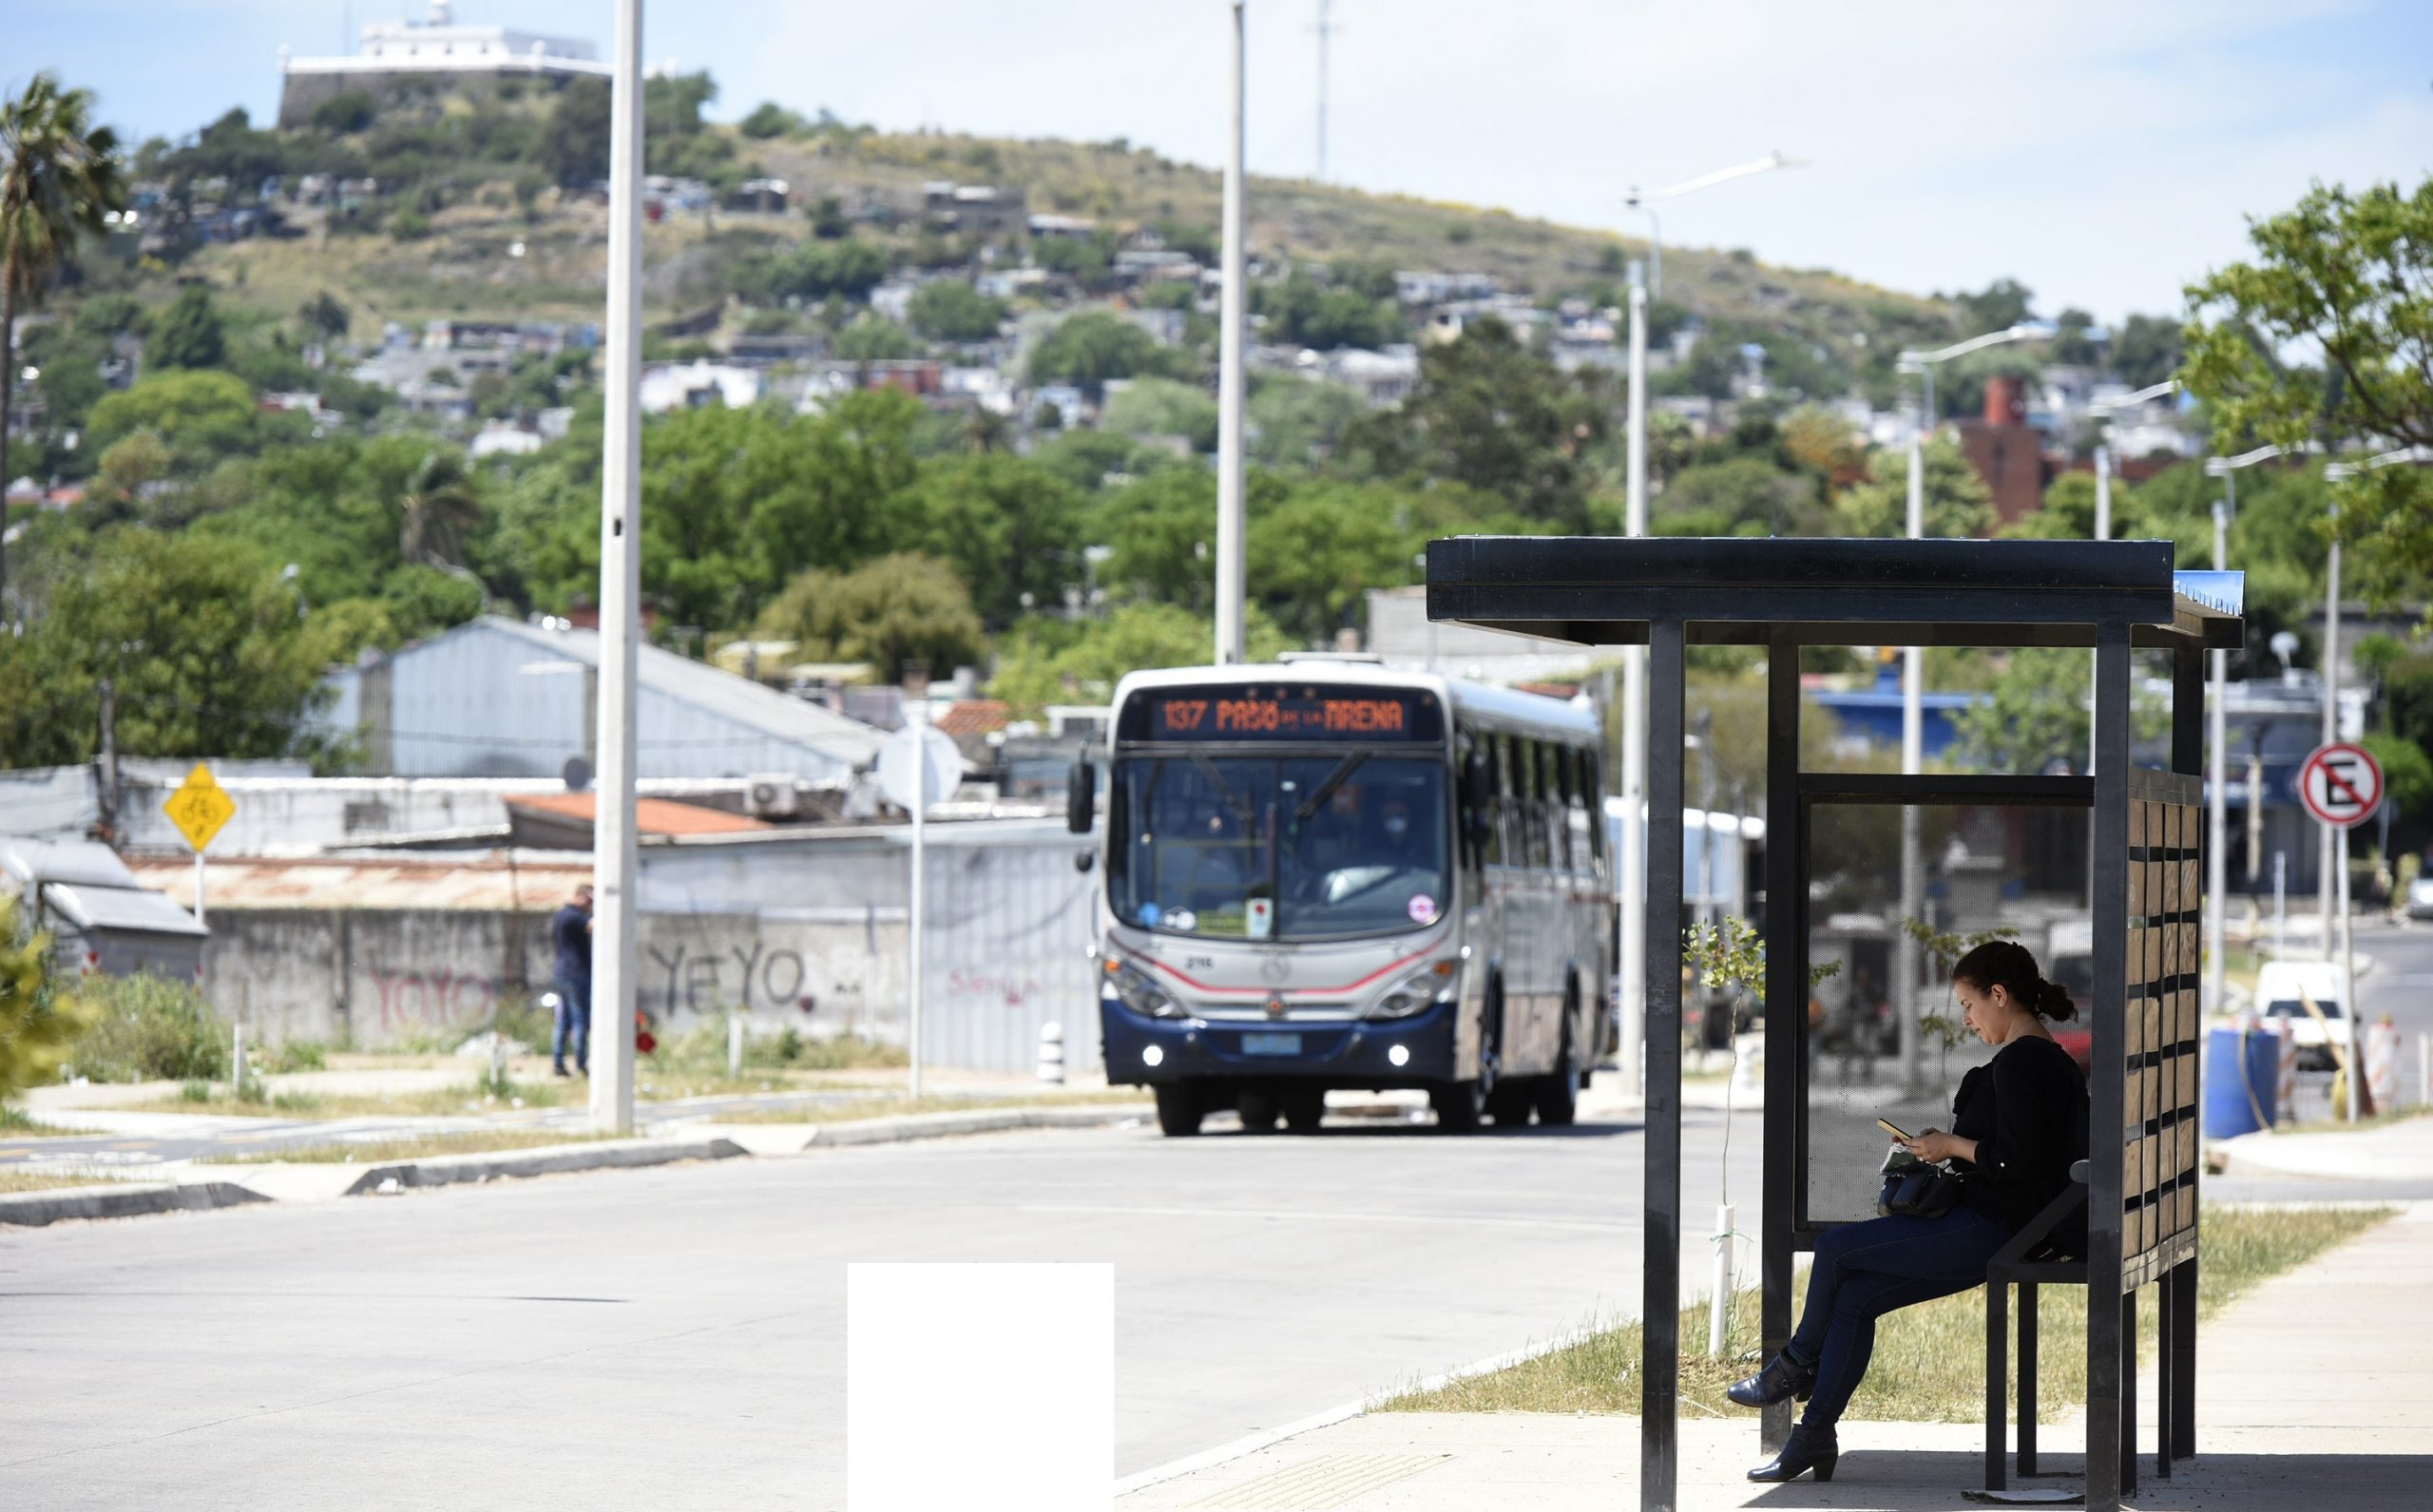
left=2254, top=960, right=2348, bottom=1071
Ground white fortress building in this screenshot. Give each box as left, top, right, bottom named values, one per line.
left=278, top=2, right=608, bottom=126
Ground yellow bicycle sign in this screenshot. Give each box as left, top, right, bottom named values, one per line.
left=163, top=763, right=238, bottom=852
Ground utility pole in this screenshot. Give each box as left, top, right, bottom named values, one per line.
left=591, top=0, right=644, bottom=1136
left=1312, top=0, right=1334, bottom=182
left=1619, top=259, right=1649, bottom=1100
left=1897, top=414, right=1926, bottom=1093
left=1213, top=0, right=1248, bottom=664
left=96, top=679, right=121, bottom=839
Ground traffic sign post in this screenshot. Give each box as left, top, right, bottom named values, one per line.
left=878, top=723, right=963, bottom=1100
left=163, top=762, right=238, bottom=927
left=2299, top=742, right=2383, bottom=1123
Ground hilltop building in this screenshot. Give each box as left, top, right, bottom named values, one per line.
left=277, top=2, right=608, bottom=127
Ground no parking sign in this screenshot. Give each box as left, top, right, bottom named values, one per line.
left=2298, top=742, right=2383, bottom=830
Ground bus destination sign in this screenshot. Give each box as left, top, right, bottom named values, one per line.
left=1140, top=686, right=1441, bottom=742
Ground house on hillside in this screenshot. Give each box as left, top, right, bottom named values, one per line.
left=276, top=1, right=608, bottom=127
left=315, top=617, right=887, bottom=781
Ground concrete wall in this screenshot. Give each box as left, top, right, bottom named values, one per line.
left=195, top=821, right=1104, bottom=1072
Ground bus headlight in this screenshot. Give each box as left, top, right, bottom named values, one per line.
left=1102, top=959, right=1184, bottom=1019
left=1368, top=964, right=1456, bottom=1021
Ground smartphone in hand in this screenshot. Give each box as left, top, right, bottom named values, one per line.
left=1876, top=1117, right=1913, bottom=1141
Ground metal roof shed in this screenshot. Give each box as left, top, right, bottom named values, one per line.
left=1427, top=536, right=2241, bottom=1512
left=1, top=835, right=209, bottom=979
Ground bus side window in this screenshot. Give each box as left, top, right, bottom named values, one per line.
left=1510, top=737, right=1540, bottom=870
left=1540, top=741, right=1566, bottom=871
left=1480, top=736, right=1506, bottom=868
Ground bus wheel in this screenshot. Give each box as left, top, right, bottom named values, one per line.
left=1236, top=1091, right=1280, bottom=1134
left=1283, top=1088, right=1326, bottom=1135
left=1154, top=1084, right=1203, bottom=1138
left=1535, top=1037, right=1580, bottom=1127
left=1429, top=1081, right=1485, bottom=1133
left=1486, top=1081, right=1535, bottom=1128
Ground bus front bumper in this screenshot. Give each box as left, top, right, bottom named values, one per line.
left=1100, top=995, right=1458, bottom=1088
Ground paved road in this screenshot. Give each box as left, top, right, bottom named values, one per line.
left=1, top=1105, right=1762, bottom=1511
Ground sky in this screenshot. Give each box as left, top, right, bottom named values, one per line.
left=12, top=0, right=2433, bottom=324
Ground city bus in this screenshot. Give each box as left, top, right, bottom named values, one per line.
left=1069, top=658, right=1613, bottom=1137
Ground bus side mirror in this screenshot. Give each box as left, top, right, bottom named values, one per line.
left=1066, top=760, right=1097, bottom=834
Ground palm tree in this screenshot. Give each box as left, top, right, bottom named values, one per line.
left=396, top=450, right=483, bottom=567
left=1, top=72, right=126, bottom=612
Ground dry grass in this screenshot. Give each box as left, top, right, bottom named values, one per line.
left=0, top=1168, right=113, bottom=1195
left=123, top=1078, right=571, bottom=1120
left=201, top=1129, right=618, bottom=1165
left=1376, top=1204, right=2392, bottom=1422
left=0, top=1105, right=76, bottom=1139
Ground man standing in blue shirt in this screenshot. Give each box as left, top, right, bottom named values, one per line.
left=551, top=884, right=594, bottom=1077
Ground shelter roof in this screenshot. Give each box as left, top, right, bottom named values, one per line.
left=1426, top=537, right=2242, bottom=650
left=126, top=852, right=592, bottom=912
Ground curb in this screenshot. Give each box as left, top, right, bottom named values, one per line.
left=806, top=1102, right=1151, bottom=1147
left=340, top=1136, right=748, bottom=1195
left=0, top=1180, right=271, bottom=1228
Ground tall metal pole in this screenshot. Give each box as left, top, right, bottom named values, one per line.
left=2095, top=443, right=2113, bottom=542
left=1312, top=0, right=1331, bottom=182
left=591, top=0, right=644, bottom=1135
left=2319, top=507, right=2341, bottom=959
left=1213, top=0, right=1248, bottom=664
left=1619, top=260, right=1649, bottom=1098
left=1897, top=397, right=1926, bottom=1091
left=2209, top=498, right=2229, bottom=1018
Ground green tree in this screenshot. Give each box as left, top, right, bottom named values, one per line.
left=1247, top=482, right=1422, bottom=642
left=2183, top=179, right=2433, bottom=601
left=2, top=70, right=126, bottom=607
left=2111, top=313, right=2184, bottom=390
left=1247, top=376, right=1364, bottom=467
left=1952, top=647, right=2168, bottom=774
left=738, top=102, right=811, bottom=140
left=2048, top=308, right=2100, bottom=369
left=1102, top=376, right=1217, bottom=452
left=991, top=602, right=1293, bottom=715
left=1652, top=457, right=1829, bottom=536
left=0, top=896, right=92, bottom=1101
left=395, top=449, right=483, bottom=567
left=540, top=76, right=610, bottom=187
left=2359, top=732, right=2433, bottom=824
left=1027, top=311, right=1179, bottom=390
left=0, top=530, right=333, bottom=767
left=1255, top=269, right=1403, bottom=351
left=831, top=315, right=924, bottom=361
left=753, top=552, right=985, bottom=683
left=85, top=369, right=257, bottom=467
left=1832, top=436, right=1996, bottom=539
left=1955, top=278, right=2035, bottom=335
left=1359, top=316, right=1606, bottom=526
left=145, top=284, right=226, bottom=372
left=891, top=452, right=1088, bottom=624
left=905, top=278, right=1006, bottom=342
left=298, top=290, right=350, bottom=342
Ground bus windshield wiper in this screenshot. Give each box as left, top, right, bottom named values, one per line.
left=1295, top=752, right=1369, bottom=821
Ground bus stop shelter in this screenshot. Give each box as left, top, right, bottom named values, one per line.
left=1427, top=537, right=2242, bottom=1512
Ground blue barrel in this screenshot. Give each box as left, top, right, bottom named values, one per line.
left=2203, top=1026, right=2279, bottom=1139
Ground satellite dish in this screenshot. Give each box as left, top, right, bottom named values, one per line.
left=562, top=756, right=593, bottom=793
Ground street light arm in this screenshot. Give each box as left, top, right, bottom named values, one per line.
left=2091, top=378, right=2180, bottom=415
left=1647, top=151, right=1799, bottom=201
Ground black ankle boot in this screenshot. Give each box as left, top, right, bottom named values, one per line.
left=1724, top=1351, right=1815, bottom=1408
left=1747, top=1424, right=1839, bottom=1483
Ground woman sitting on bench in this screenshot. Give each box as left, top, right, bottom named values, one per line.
left=1725, top=939, right=2091, bottom=1484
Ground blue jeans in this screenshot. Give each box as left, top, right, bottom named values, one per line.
left=1788, top=1207, right=2007, bottom=1427
left=552, top=976, right=590, bottom=1073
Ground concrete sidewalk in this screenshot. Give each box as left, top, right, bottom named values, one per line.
left=2214, top=1110, right=2433, bottom=1182
left=1117, top=1203, right=2433, bottom=1510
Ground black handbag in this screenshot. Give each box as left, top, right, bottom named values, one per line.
left=1877, top=1151, right=1967, bottom=1218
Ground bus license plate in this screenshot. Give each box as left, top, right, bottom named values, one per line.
left=1240, top=1033, right=1301, bottom=1056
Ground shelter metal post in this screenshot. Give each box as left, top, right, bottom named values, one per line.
left=1760, top=635, right=1799, bottom=1454
left=2087, top=623, right=2132, bottom=1511
left=1640, top=617, right=1687, bottom=1512
left=2170, top=639, right=2204, bottom=1463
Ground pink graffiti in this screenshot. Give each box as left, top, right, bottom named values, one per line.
left=946, top=969, right=1044, bottom=1008
left=370, top=967, right=503, bottom=1031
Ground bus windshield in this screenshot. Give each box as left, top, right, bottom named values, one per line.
left=1111, top=755, right=1449, bottom=941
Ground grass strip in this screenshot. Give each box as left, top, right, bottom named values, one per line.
left=0, top=1168, right=120, bottom=1195
left=0, top=1105, right=76, bottom=1138
left=1375, top=1204, right=2392, bottom=1422
left=123, top=1079, right=570, bottom=1120
left=201, top=1129, right=621, bottom=1165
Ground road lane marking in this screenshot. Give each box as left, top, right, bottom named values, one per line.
left=1024, top=1202, right=1633, bottom=1234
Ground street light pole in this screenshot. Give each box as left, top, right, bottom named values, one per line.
left=1617, top=150, right=1794, bottom=1100
left=591, top=0, right=645, bottom=1135
left=2086, top=379, right=2181, bottom=542
left=1214, top=0, right=1248, bottom=665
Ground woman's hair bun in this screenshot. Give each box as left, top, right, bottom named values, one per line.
left=1952, top=938, right=2076, bottom=1020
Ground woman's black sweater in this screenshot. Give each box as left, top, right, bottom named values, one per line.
left=1950, top=1035, right=2090, bottom=1252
